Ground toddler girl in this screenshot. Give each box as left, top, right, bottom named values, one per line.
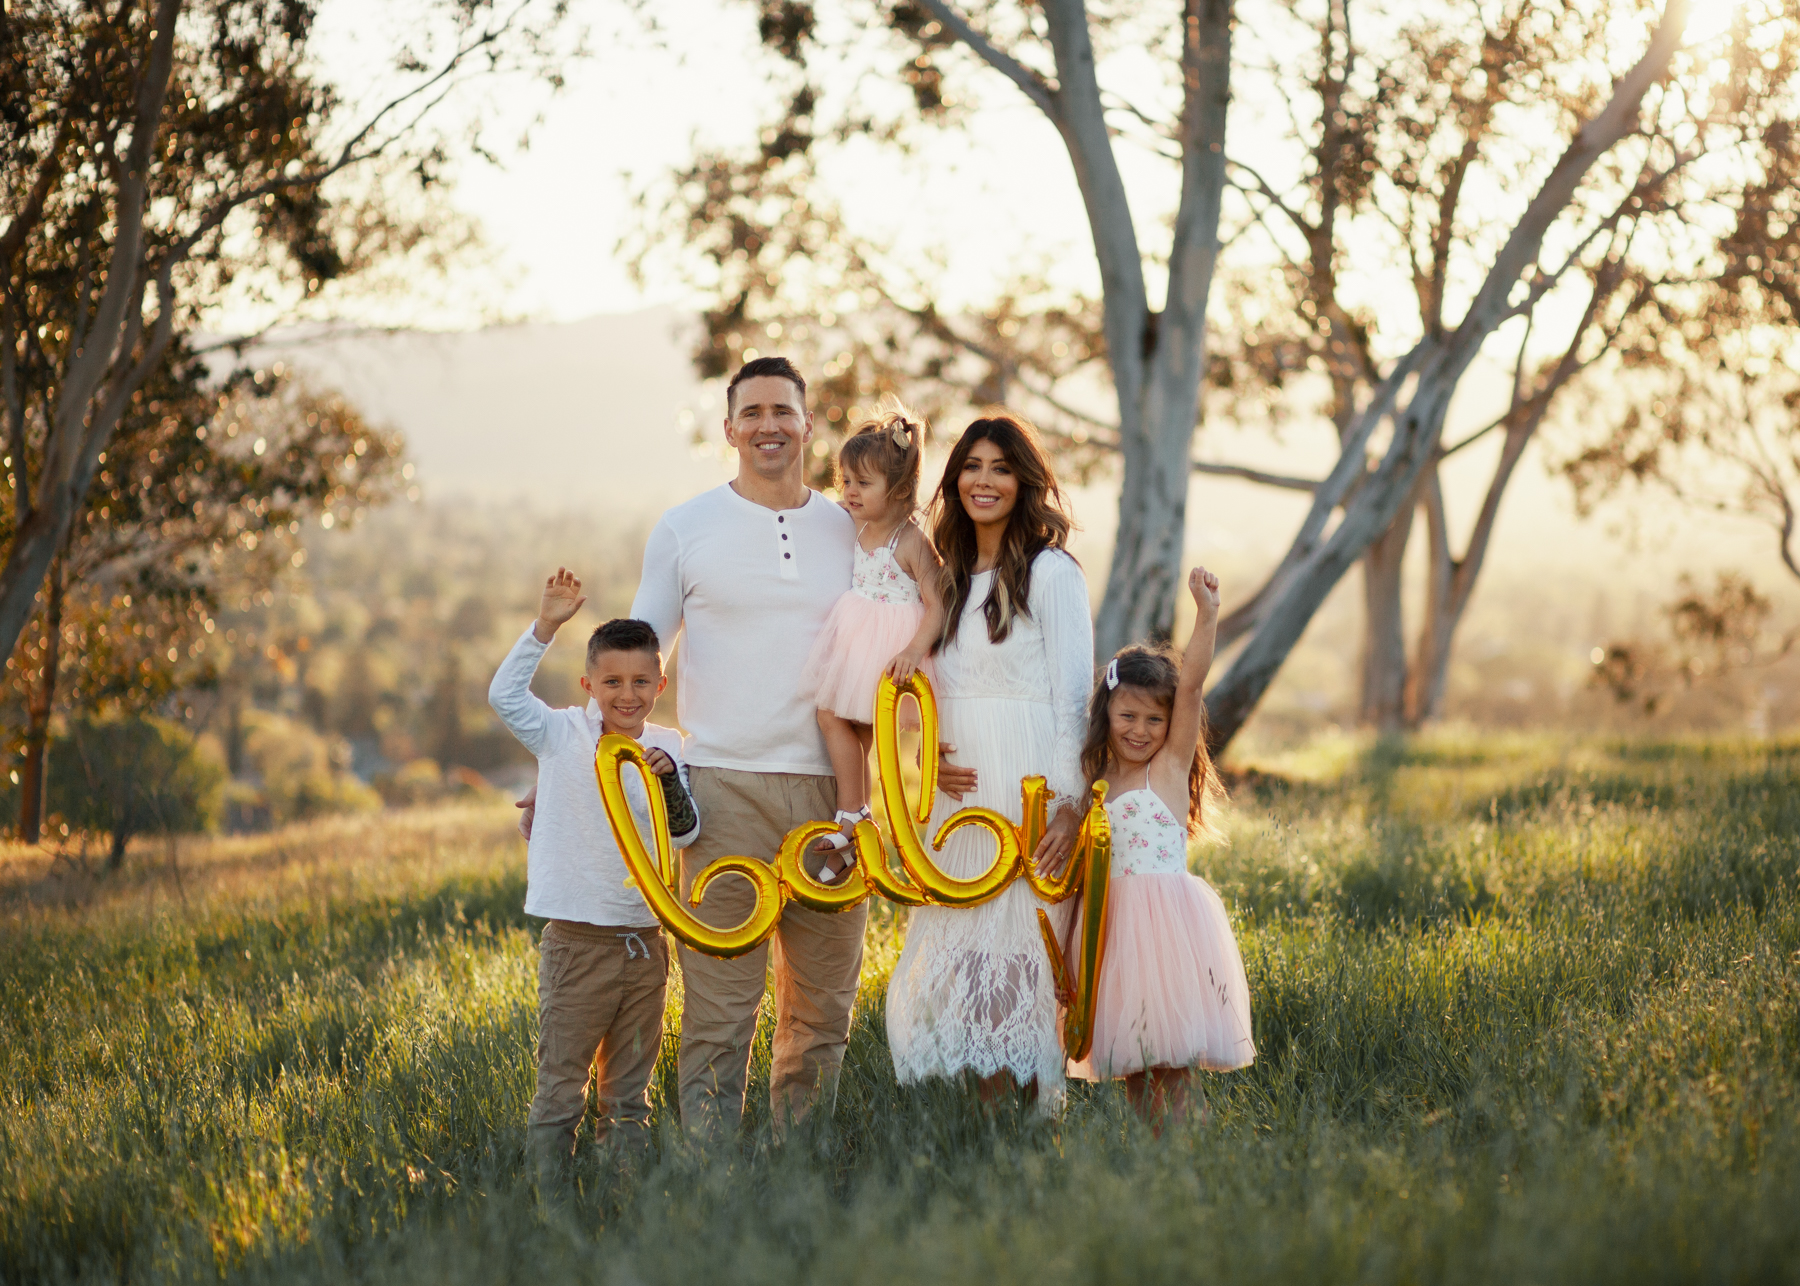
left=798, top=407, right=945, bottom=880
left=1068, top=566, right=1256, bottom=1122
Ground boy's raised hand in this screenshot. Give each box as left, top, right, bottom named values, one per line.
left=643, top=747, right=677, bottom=777
left=533, top=567, right=587, bottom=643
left=1190, top=566, right=1221, bottom=622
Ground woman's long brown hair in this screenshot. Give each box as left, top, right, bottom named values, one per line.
left=931, top=412, right=1074, bottom=648
left=1079, top=643, right=1226, bottom=840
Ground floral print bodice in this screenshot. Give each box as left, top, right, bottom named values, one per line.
left=851, top=527, right=922, bottom=605
left=1105, top=778, right=1190, bottom=877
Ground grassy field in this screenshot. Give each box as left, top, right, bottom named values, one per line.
left=2, top=732, right=1797, bottom=1284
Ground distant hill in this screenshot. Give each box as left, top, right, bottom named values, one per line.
left=260, top=308, right=735, bottom=514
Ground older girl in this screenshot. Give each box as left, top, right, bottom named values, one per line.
left=1069, top=568, right=1255, bottom=1124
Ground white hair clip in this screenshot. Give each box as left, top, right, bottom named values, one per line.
left=890, top=420, right=913, bottom=450
left=1105, top=657, right=1120, bottom=690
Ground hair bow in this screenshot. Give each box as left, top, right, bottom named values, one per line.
left=890, top=420, right=913, bottom=450
left=1105, top=657, right=1120, bottom=690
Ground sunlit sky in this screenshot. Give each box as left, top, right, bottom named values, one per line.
left=304, top=0, right=1113, bottom=326
left=292, top=0, right=1758, bottom=330
left=281, top=0, right=1791, bottom=575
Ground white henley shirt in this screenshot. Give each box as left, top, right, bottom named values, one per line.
left=630, top=483, right=855, bottom=776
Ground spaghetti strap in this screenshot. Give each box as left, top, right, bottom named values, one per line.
left=886, top=523, right=905, bottom=551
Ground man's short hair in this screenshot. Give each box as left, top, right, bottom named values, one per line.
left=587, top=618, right=661, bottom=666
left=726, top=355, right=807, bottom=415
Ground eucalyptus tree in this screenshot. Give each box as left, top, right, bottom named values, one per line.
left=0, top=0, right=578, bottom=677
left=635, top=0, right=1742, bottom=750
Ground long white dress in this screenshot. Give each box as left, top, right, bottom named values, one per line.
left=885, top=549, right=1093, bottom=1103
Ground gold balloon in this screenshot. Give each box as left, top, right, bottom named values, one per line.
left=1018, top=779, right=1104, bottom=905
left=775, top=818, right=870, bottom=911
left=1035, top=784, right=1113, bottom=1062
left=873, top=670, right=938, bottom=823
left=874, top=671, right=1023, bottom=906
left=593, top=667, right=1116, bottom=1026
left=855, top=819, right=930, bottom=908
left=594, top=733, right=782, bottom=959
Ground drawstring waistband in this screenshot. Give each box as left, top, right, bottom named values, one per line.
left=618, top=931, right=649, bottom=960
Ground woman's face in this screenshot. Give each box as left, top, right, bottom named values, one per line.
left=957, top=437, right=1019, bottom=531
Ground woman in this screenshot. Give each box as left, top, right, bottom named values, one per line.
left=885, top=412, right=1094, bottom=1109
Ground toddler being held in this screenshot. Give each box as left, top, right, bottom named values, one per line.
left=796, top=406, right=945, bottom=880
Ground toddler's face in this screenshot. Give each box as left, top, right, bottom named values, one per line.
left=1107, top=686, right=1170, bottom=769
left=840, top=465, right=894, bottom=524
left=582, top=648, right=665, bottom=737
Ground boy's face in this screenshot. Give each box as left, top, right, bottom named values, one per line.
left=581, top=648, right=666, bottom=736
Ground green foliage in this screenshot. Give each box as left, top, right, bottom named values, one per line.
left=45, top=713, right=223, bottom=863
left=234, top=710, right=379, bottom=827
left=0, top=735, right=1796, bottom=1282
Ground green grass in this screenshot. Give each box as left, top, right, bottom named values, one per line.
left=2, top=735, right=1797, bottom=1284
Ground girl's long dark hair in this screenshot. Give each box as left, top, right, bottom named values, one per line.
left=1079, top=643, right=1226, bottom=840
left=931, top=411, right=1073, bottom=648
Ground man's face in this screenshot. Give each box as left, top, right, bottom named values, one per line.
left=724, top=375, right=812, bottom=482
left=581, top=648, right=665, bottom=737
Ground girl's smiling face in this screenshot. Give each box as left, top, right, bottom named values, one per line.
left=957, top=437, right=1018, bottom=529
left=839, top=463, right=895, bottom=524
left=1107, top=685, right=1170, bottom=771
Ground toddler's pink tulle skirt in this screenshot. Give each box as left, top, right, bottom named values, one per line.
left=798, top=590, right=932, bottom=723
left=1068, top=871, right=1257, bottom=1079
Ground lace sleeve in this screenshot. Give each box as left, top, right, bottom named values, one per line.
left=1032, top=550, right=1095, bottom=811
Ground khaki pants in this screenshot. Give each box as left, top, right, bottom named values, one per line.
left=527, top=919, right=669, bottom=1166
left=678, top=767, right=868, bottom=1142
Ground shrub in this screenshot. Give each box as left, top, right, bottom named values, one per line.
left=235, top=711, right=380, bottom=826
left=47, top=714, right=224, bottom=866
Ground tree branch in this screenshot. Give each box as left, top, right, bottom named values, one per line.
left=1192, top=460, right=1321, bottom=491
left=911, top=0, right=1061, bottom=120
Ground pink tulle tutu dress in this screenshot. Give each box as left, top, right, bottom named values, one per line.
left=1069, top=770, right=1256, bottom=1079
left=799, top=525, right=933, bottom=723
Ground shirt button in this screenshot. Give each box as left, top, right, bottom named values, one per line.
left=781, top=533, right=788, bottom=540
left=777, top=516, right=785, bottom=523
left=784, top=553, right=791, bottom=559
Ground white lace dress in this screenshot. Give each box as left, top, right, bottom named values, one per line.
left=885, top=549, right=1094, bottom=1103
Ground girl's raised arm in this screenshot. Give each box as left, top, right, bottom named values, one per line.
left=1158, top=567, right=1221, bottom=786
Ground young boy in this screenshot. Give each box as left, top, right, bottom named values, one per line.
left=488, top=566, right=698, bottom=1176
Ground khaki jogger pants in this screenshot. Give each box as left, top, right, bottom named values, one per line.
left=678, top=767, right=868, bottom=1142
left=527, top=919, right=670, bottom=1164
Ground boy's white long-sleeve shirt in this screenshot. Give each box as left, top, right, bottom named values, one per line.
left=488, top=626, right=696, bottom=927
left=630, top=484, right=855, bottom=775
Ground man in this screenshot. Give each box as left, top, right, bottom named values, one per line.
left=629, top=355, right=862, bottom=1141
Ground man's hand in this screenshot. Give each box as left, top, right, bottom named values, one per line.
left=533, top=567, right=587, bottom=643
left=644, top=747, right=677, bottom=777
left=516, top=784, right=538, bottom=840
left=937, top=743, right=978, bottom=801
left=1189, top=565, right=1220, bottom=624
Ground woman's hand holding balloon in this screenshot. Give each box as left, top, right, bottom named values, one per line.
left=1031, top=806, right=1080, bottom=878
left=937, top=743, right=977, bottom=800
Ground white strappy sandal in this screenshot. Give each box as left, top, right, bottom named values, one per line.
left=814, top=806, right=871, bottom=882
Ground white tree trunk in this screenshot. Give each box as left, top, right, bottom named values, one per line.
left=1360, top=503, right=1413, bottom=730
left=1095, top=0, right=1233, bottom=657
left=1203, top=0, right=1688, bottom=750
